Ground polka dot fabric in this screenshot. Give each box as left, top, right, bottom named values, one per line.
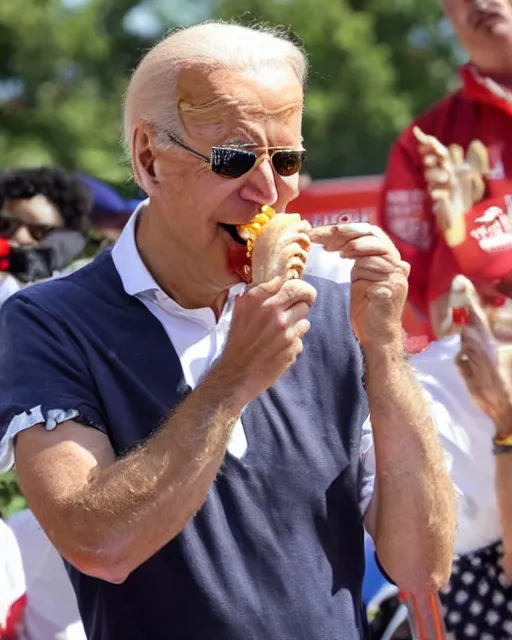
left=439, top=541, right=512, bottom=639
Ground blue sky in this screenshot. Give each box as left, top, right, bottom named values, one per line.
left=61, top=0, right=213, bottom=37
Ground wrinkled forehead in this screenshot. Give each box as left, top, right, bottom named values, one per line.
left=176, top=65, right=304, bottom=146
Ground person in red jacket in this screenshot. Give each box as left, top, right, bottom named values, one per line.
left=379, top=0, right=512, bottom=343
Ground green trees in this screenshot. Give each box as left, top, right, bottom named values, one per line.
left=0, top=0, right=460, bottom=181
left=0, top=0, right=153, bottom=183
left=215, top=0, right=460, bottom=177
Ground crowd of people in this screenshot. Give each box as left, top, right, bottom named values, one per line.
left=1, top=1, right=512, bottom=639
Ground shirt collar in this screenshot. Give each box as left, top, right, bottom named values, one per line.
left=112, top=200, right=159, bottom=297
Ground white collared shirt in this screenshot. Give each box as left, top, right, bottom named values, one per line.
left=112, top=204, right=248, bottom=458
left=0, top=519, right=25, bottom=633
left=112, top=202, right=376, bottom=512
left=8, top=509, right=86, bottom=640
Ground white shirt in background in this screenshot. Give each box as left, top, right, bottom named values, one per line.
left=305, top=242, right=354, bottom=283
left=0, top=274, right=21, bottom=308
left=7, top=510, right=86, bottom=640
left=0, top=518, right=26, bottom=635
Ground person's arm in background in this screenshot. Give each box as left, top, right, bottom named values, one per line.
left=377, top=128, right=436, bottom=337
left=379, top=126, right=505, bottom=343
left=454, top=281, right=512, bottom=579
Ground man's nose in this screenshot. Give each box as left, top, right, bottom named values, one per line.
left=238, top=157, right=278, bottom=206
left=11, top=225, right=37, bottom=246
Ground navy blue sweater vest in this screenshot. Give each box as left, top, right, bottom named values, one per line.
left=0, top=251, right=370, bottom=639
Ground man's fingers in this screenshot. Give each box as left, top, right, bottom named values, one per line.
left=266, top=278, right=317, bottom=311
left=286, top=255, right=308, bottom=280
left=351, top=257, right=410, bottom=281
left=297, top=219, right=313, bottom=234
left=308, top=223, right=400, bottom=260
left=286, top=235, right=311, bottom=256
left=281, top=302, right=311, bottom=336
left=340, top=236, right=401, bottom=261
left=309, top=222, right=384, bottom=244
left=250, top=275, right=286, bottom=297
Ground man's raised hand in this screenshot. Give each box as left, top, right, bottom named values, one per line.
left=309, top=223, right=409, bottom=348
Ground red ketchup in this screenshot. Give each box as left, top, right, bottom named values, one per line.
left=227, top=243, right=252, bottom=284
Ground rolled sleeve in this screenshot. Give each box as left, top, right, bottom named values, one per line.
left=358, top=417, right=376, bottom=516
left=0, top=294, right=107, bottom=474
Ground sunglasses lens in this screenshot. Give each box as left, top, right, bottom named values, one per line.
left=272, top=150, right=306, bottom=177
left=29, top=225, right=50, bottom=241
left=211, top=148, right=256, bottom=178
left=0, top=218, right=15, bottom=237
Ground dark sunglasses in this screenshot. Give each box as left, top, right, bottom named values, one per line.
left=166, top=132, right=306, bottom=179
left=0, top=215, right=54, bottom=241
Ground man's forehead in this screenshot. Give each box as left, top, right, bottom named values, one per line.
left=176, top=65, right=303, bottom=143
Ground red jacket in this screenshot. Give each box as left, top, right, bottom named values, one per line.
left=379, top=65, right=512, bottom=339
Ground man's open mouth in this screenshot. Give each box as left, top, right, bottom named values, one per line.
left=219, top=223, right=246, bottom=246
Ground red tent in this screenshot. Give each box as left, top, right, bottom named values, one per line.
left=292, top=175, right=382, bottom=227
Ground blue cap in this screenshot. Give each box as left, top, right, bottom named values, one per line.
left=79, top=175, right=143, bottom=217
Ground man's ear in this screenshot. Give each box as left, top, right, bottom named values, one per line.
left=131, top=124, right=159, bottom=195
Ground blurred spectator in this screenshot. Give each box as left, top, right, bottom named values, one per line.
left=7, top=510, right=86, bottom=640
left=379, top=0, right=512, bottom=345
left=79, top=175, right=143, bottom=249
left=0, top=167, right=91, bottom=292
left=0, top=517, right=26, bottom=640
left=410, top=276, right=512, bottom=639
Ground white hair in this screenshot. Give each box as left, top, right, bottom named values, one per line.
left=122, top=21, right=308, bottom=151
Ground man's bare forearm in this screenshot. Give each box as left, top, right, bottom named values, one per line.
left=365, top=344, right=456, bottom=593
left=56, top=363, right=245, bottom=581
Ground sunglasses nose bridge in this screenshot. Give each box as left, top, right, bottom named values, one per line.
left=252, top=152, right=271, bottom=173
left=238, top=153, right=279, bottom=206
